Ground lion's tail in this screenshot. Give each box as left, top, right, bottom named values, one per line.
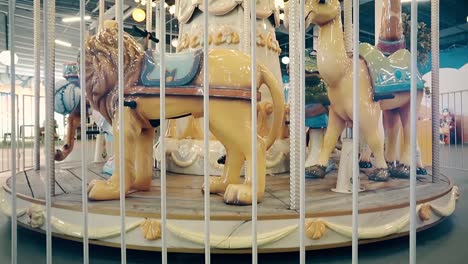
left=260, top=64, right=285, bottom=150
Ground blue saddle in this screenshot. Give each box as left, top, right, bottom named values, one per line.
left=140, top=49, right=202, bottom=87
left=305, top=114, right=328, bottom=129
left=359, top=43, right=424, bottom=97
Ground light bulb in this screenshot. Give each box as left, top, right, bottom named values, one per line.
left=171, top=38, right=179, bottom=48
left=281, top=56, right=290, bottom=65
left=169, top=5, right=175, bottom=15
left=132, top=7, right=146, bottom=22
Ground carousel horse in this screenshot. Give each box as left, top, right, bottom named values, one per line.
left=63, top=21, right=284, bottom=205
left=303, top=0, right=425, bottom=181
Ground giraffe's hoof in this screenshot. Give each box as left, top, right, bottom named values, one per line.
left=390, top=164, right=410, bottom=179
left=305, top=165, right=327, bottom=179
left=359, top=161, right=373, bottom=169
left=368, top=168, right=390, bottom=182
left=417, top=167, right=428, bottom=175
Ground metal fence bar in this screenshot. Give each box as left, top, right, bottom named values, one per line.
left=202, top=0, right=211, bottom=262
left=299, top=0, right=306, bottom=262
left=9, top=0, right=18, bottom=262
left=79, top=0, right=89, bottom=263
left=21, top=95, right=25, bottom=170
left=409, top=0, right=418, bottom=263
left=352, top=0, right=360, bottom=262
left=116, top=0, right=127, bottom=263
left=43, top=0, right=55, bottom=262
left=33, top=0, right=41, bottom=171
left=249, top=0, right=258, bottom=262
left=159, top=1, right=167, bottom=262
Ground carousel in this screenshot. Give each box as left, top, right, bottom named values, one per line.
left=1, top=0, right=458, bottom=254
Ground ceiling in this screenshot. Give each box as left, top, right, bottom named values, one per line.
left=0, top=0, right=466, bottom=78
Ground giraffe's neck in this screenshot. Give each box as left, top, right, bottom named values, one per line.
left=316, top=16, right=350, bottom=86
left=379, top=0, right=403, bottom=42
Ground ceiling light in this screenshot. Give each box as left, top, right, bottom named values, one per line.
left=165, top=3, right=169, bottom=8
left=141, top=0, right=147, bottom=5
left=279, top=13, right=285, bottom=20
left=132, top=7, right=146, bottom=22
left=134, top=0, right=139, bottom=2
left=62, top=15, right=91, bottom=23
left=55, top=39, right=72, bottom=47
left=169, top=5, right=175, bottom=15
left=171, top=38, right=179, bottom=48
left=152, top=2, right=156, bottom=7
left=281, top=56, right=290, bottom=65
left=0, top=50, right=19, bottom=66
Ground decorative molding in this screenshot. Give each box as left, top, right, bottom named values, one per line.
left=0, top=190, right=27, bottom=218
left=305, top=219, right=326, bottom=240
left=141, top=218, right=162, bottom=241
left=27, top=204, right=45, bottom=228
left=418, top=203, right=432, bottom=221
left=167, top=223, right=298, bottom=249
left=50, top=216, right=142, bottom=239
left=305, top=186, right=460, bottom=240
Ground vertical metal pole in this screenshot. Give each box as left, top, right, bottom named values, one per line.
left=344, top=0, right=352, bottom=53
left=154, top=4, right=160, bottom=52
left=146, top=0, right=152, bottom=38
left=33, top=0, right=40, bottom=171
left=99, top=0, right=104, bottom=30
left=409, top=0, right=418, bottom=263
left=8, top=1, right=18, bottom=263
left=288, top=0, right=300, bottom=211
left=159, top=1, right=167, bottom=262
left=461, top=91, right=464, bottom=169
left=250, top=0, right=258, bottom=262
left=116, top=0, right=126, bottom=263
left=22, top=95, right=25, bottom=170
left=202, top=0, right=211, bottom=262
left=43, top=0, right=55, bottom=262
left=79, top=0, right=89, bottom=263
left=352, top=0, right=360, bottom=263
left=299, top=0, right=306, bottom=263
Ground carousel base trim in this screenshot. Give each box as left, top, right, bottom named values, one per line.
left=0, top=182, right=458, bottom=252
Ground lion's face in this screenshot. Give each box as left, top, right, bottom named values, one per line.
left=84, top=21, right=145, bottom=123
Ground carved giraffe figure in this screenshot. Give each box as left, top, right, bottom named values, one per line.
left=303, top=0, right=424, bottom=181
left=359, top=0, right=427, bottom=175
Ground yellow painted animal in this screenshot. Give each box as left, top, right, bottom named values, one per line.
left=303, top=0, right=424, bottom=181
left=58, top=21, right=284, bottom=205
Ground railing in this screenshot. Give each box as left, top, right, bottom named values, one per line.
left=440, top=89, right=468, bottom=171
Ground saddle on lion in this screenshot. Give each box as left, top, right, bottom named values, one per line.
left=125, top=48, right=261, bottom=101
left=359, top=43, right=424, bottom=101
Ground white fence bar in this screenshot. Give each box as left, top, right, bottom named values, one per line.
left=79, top=0, right=89, bottom=263
left=159, top=1, right=167, bottom=262
left=202, top=0, right=211, bottom=262
left=352, top=0, right=360, bottom=262
left=299, top=0, right=306, bottom=262
left=33, top=0, right=40, bottom=171
left=9, top=0, right=18, bottom=263
left=43, top=0, right=55, bottom=262
left=99, top=0, right=104, bottom=30
left=116, top=0, right=127, bottom=262
left=409, top=0, right=418, bottom=263
left=249, top=0, right=258, bottom=262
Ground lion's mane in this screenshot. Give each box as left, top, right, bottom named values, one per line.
left=85, top=24, right=145, bottom=124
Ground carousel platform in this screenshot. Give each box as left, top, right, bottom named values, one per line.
left=0, top=161, right=458, bottom=253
